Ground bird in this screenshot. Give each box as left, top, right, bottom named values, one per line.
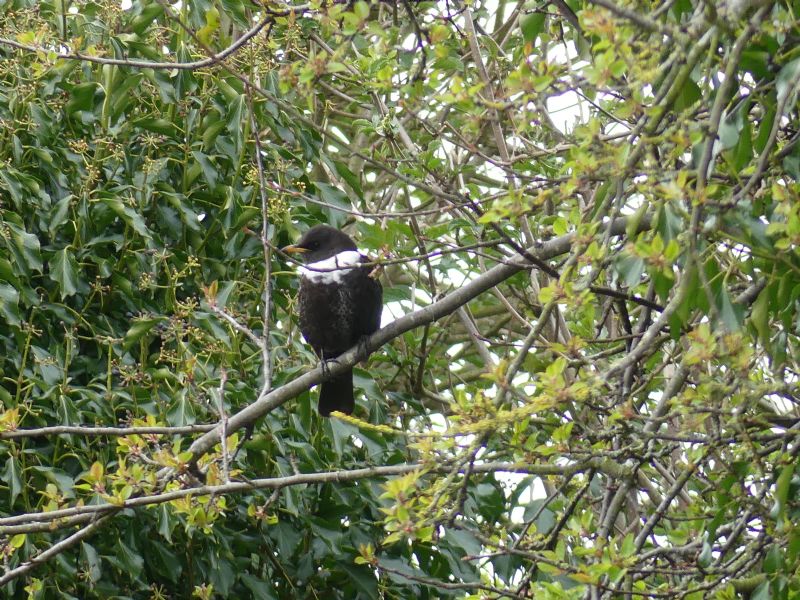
left=282, top=225, right=383, bottom=416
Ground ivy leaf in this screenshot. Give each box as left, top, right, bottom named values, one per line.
left=3, top=457, right=23, bottom=506
left=123, top=317, right=166, bottom=349
left=48, top=247, right=80, bottom=299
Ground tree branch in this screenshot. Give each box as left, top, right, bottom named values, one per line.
left=0, top=458, right=629, bottom=533
left=0, top=424, right=215, bottom=440
left=0, top=11, right=278, bottom=70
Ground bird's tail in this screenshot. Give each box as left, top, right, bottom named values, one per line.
left=319, top=369, right=355, bottom=416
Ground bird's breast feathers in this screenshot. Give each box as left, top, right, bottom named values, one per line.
left=299, top=250, right=365, bottom=284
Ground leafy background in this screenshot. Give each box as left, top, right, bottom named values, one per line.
left=1, top=0, right=799, bottom=598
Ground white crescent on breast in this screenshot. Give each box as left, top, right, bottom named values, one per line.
left=299, top=250, right=365, bottom=284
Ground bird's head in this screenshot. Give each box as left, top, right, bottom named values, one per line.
left=282, top=225, right=358, bottom=263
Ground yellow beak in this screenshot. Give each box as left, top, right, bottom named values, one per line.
left=281, top=245, right=309, bottom=255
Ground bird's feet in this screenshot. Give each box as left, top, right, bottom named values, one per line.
left=320, top=356, right=339, bottom=378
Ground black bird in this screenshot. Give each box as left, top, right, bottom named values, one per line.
left=283, top=225, right=383, bottom=416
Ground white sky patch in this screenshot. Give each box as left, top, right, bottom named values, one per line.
left=381, top=302, right=404, bottom=327
left=546, top=90, right=588, bottom=134
left=446, top=343, right=465, bottom=357
left=327, top=125, right=349, bottom=146
left=622, top=192, right=646, bottom=214
left=605, top=121, right=631, bottom=136
left=509, top=475, right=548, bottom=522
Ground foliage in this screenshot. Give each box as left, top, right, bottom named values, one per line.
left=1, top=0, right=799, bottom=598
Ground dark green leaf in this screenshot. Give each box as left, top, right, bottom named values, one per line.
left=116, top=538, right=144, bottom=579
left=191, top=150, right=218, bottom=187
left=0, top=283, right=21, bottom=326
left=673, top=79, right=701, bottom=111
left=123, top=317, right=166, bottom=349
left=167, top=389, right=197, bottom=426
left=132, top=117, right=176, bottom=136
left=66, top=82, right=102, bottom=115
left=49, top=247, right=80, bottom=299
left=3, top=457, right=23, bottom=506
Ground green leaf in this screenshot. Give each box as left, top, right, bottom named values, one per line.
left=3, top=457, right=23, bottom=506
left=81, top=542, right=102, bottom=582
left=132, top=117, right=176, bottom=136
left=656, top=202, right=683, bottom=242
left=0, top=283, right=21, bottom=326
left=615, top=254, right=645, bottom=288
left=0, top=169, right=25, bottom=204
left=716, top=286, right=743, bottom=332
left=732, top=109, right=753, bottom=171
left=340, top=564, right=379, bottom=598
left=66, top=82, right=102, bottom=115
left=123, top=317, right=166, bottom=349
left=116, top=537, right=144, bottom=579
left=240, top=572, right=278, bottom=600
left=191, top=150, right=218, bottom=187
left=167, top=389, right=196, bottom=426
left=697, top=537, right=713, bottom=567
left=197, top=7, right=221, bottom=47
left=31, top=466, right=75, bottom=495
left=763, top=543, right=783, bottom=574
left=520, top=13, right=546, bottom=44
left=333, top=159, right=363, bottom=197
left=100, top=196, right=152, bottom=238
left=147, top=541, right=182, bottom=583
left=382, top=285, right=410, bottom=303
left=673, top=79, right=701, bottom=111
left=225, top=94, right=247, bottom=155
left=444, top=526, right=482, bottom=556
left=6, top=222, right=43, bottom=273
left=750, top=581, right=770, bottom=600
left=718, top=110, right=740, bottom=151
left=49, top=195, right=73, bottom=237
left=128, top=3, right=164, bottom=34
left=219, top=0, right=249, bottom=26
left=49, top=247, right=80, bottom=299
left=771, top=463, right=795, bottom=522
left=750, top=287, right=770, bottom=345
left=754, top=101, right=776, bottom=154
left=784, top=151, right=800, bottom=180
left=315, top=182, right=352, bottom=227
